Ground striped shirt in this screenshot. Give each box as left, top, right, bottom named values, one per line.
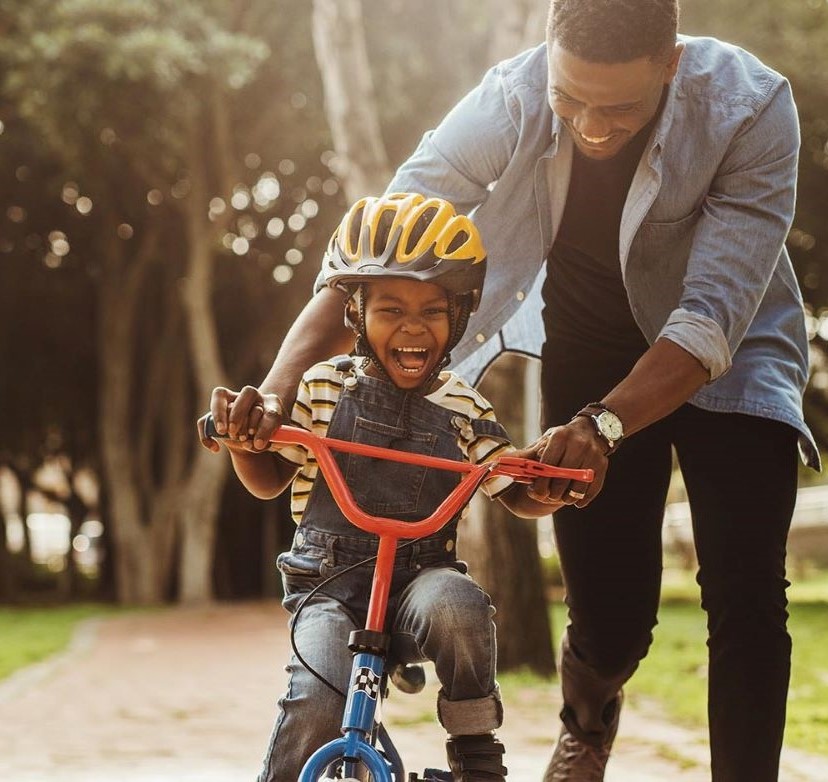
left=277, top=360, right=514, bottom=524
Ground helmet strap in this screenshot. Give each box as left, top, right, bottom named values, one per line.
left=349, top=285, right=392, bottom=383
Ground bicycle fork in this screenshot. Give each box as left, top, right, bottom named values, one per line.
left=298, top=645, right=401, bottom=782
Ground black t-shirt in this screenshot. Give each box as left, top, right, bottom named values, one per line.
left=542, top=106, right=664, bottom=363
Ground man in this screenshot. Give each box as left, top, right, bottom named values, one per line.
left=201, top=1, right=816, bottom=780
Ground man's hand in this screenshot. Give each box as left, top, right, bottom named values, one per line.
left=196, top=385, right=285, bottom=453
left=526, top=418, right=608, bottom=508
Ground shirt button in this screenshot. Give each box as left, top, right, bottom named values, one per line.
left=445, top=539, right=455, bottom=552
left=295, top=532, right=305, bottom=547
left=475, top=333, right=486, bottom=343
left=415, top=563, right=422, bottom=571
left=516, top=291, right=525, bottom=301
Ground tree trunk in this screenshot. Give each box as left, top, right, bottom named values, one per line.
left=312, top=0, right=392, bottom=202
left=175, top=108, right=233, bottom=604
left=97, top=225, right=180, bottom=604
left=0, top=507, right=14, bottom=603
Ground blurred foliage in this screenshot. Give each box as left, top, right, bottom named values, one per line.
left=682, top=0, right=828, bottom=308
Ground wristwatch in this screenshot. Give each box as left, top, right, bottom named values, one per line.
left=574, top=402, right=624, bottom=454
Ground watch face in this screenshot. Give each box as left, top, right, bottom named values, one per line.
left=596, top=411, right=623, bottom=442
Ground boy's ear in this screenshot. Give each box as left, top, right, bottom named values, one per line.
left=344, top=297, right=359, bottom=330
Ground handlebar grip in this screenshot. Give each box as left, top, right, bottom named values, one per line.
left=204, top=414, right=223, bottom=440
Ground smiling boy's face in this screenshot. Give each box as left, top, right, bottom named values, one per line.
left=356, top=278, right=451, bottom=389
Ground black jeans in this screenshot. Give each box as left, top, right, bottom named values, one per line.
left=543, top=348, right=798, bottom=782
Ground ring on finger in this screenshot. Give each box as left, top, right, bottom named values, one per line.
left=567, top=489, right=586, bottom=501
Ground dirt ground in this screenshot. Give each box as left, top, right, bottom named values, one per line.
left=0, top=601, right=826, bottom=781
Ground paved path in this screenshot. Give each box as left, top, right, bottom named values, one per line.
left=0, top=601, right=826, bottom=781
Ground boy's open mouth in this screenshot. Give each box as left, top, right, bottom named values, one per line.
left=392, top=346, right=430, bottom=374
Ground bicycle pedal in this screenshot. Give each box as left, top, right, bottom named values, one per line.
left=413, top=770, right=452, bottom=782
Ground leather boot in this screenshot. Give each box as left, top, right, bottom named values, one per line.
left=446, top=733, right=507, bottom=781
left=543, top=691, right=623, bottom=782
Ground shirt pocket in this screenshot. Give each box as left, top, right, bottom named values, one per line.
left=633, top=210, right=700, bottom=274
left=344, top=416, right=437, bottom=516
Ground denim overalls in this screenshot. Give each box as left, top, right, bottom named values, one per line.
left=258, top=367, right=508, bottom=782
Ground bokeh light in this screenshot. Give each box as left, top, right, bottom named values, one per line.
left=231, top=189, right=251, bottom=210
left=266, top=217, right=285, bottom=239
left=61, top=182, right=79, bottom=205
left=273, top=265, right=293, bottom=284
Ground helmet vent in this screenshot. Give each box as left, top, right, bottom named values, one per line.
left=445, top=230, right=469, bottom=255
left=405, top=209, right=436, bottom=255
left=348, top=205, right=365, bottom=255
left=373, top=208, right=395, bottom=256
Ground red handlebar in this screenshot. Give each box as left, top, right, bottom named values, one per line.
left=269, top=426, right=593, bottom=539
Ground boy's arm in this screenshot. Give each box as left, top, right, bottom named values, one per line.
left=221, top=440, right=299, bottom=501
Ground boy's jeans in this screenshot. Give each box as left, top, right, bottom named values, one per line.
left=257, top=563, right=501, bottom=782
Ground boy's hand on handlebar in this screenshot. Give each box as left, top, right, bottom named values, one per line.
left=528, top=419, right=608, bottom=508
left=197, top=385, right=285, bottom=453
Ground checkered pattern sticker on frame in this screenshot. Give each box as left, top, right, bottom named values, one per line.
left=352, top=667, right=381, bottom=700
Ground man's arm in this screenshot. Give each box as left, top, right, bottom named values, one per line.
left=198, top=287, right=354, bottom=453
left=532, top=338, right=709, bottom=506
left=259, top=287, right=355, bottom=407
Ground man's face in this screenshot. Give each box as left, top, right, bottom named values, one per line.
left=547, top=40, right=683, bottom=160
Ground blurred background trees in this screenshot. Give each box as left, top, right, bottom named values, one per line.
left=0, top=0, right=826, bottom=641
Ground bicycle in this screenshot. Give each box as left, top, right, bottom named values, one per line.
left=205, top=418, right=593, bottom=781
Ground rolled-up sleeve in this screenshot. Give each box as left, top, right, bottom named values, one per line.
left=659, top=307, right=732, bottom=380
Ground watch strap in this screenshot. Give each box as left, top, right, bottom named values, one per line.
left=572, top=402, right=623, bottom=454
left=577, top=401, right=622, bottom=418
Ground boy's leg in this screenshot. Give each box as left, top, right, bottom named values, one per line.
left=392, top=566, right=501, bottom=733
left=674, top=409, right=797, bottom=782
left=392, top=566, right=507, bottom=780
left=258, top=595, right=358, bottom=782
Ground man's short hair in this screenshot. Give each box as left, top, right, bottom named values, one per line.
left=547, top=0, right=679, bottom=63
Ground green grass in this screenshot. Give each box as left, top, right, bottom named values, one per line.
left=0, top=604, right=114, bottom=681
left=551, top=570, right=828, bottom=756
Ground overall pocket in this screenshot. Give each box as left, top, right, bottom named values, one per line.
left=276, top=548, right=327, bottom=599
left=344, top=416, right=437, bottom=515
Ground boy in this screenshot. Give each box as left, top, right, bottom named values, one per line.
left=201, top=193, right=563, bottom=781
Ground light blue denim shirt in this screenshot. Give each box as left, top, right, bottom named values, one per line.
left=387, top=35, right=817, bottom=467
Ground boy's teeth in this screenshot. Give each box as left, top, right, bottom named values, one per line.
left=394, top=347, right=428, bottom=372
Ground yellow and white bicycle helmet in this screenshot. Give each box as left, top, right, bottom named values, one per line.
left=322, top=192, right=487, bottom=310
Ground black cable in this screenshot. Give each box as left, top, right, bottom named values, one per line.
left=289, top=536, right=422, bottom=699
